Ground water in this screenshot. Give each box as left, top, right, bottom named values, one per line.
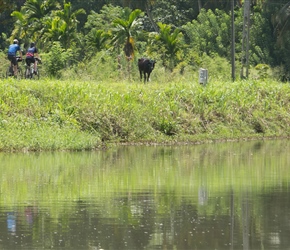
left=0, top=140, right=290, bottom=249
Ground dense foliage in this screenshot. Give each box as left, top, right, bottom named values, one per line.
left=0, top=77, right=290, bottom=151
left=1, top=0, right=290, bottom=80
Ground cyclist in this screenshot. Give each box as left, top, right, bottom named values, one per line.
left=7, top=39, right=23, bottom=76
left=25, top=42, right=41, bottom=75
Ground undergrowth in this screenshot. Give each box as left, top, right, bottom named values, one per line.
left=0, top=77, right=289, bottom=151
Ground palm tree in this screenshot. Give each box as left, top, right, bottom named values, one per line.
left=23, top=0, right=59, bottom=21
left=13, top=0, right=86, bottom=50
left=112, top=8, right=143, bottom=60
left=54, top=1, right=86, bottom=49
left=85, top=29, right=110, bottom=58
left=44, top=17, right=67, bottom=47
left=154, top=22, right=183, bottom=70
left=122, top=0, right=158, bottom=32
left=11, top=0, right=60, bottom=47
left=10, top=10, right=29, bottom=44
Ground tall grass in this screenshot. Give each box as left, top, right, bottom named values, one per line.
left=0, top=76, right=289, bottom=151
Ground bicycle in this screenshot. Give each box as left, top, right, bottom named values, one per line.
left=6, top=56, right=23, bottom=79
left=24, top=58, right=41, bottom=80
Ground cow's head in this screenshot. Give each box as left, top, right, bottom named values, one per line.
left=149, top=60, right=156, bottom=71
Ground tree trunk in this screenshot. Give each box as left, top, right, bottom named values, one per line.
left=122, top=0, right=131, bottom=7
left=198, top=0, right=202, bottom=12
left=145, top=1, right=159, bottom=32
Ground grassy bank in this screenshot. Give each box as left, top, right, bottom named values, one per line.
left=0, top=78, right=289, bottom=151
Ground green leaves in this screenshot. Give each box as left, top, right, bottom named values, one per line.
left=182, top=9, right=231, bottom=58
left=10, top=0, right=85, bottom=51
left=152, top=22, right=183, bottom=70
left=112, top=8, right=143, bottom=58
left=85, top=29, right=110, bottom=58
left=45, top=41, right=69, bottom=78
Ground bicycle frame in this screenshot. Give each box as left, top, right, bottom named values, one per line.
left=6, top=57, right=22, bottom=79
left=25, top=60, right=40, bottom=79
left=25, top=63, right=33, bottom=79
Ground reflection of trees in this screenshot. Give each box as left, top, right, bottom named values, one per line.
left=259, top=190, right=290, bottom=248
left=1, top=141, right=290, bottom=248
left=242, top=191, right=250, bottom=250
left=1, top=188, right=290, bottom=249
left=230, top=189, right=234, bottom=250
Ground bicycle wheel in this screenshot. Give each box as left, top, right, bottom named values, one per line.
left=25, top=68, right=31, bottom=79
left=6, top=66, right=13, bottom=78
left=6, top=68, right=10, bottom=78
left=35, top=69, right=40, bottom=80
left=16, top=67, right=23, bottom=79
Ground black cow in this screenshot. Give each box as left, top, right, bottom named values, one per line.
left=138, top=58, right=156, bottom=83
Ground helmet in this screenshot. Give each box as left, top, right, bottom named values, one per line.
left=13, top=39, right=19, bottom=44
left=30, top=42, right=35, bottom=47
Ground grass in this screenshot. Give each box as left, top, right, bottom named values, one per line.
left=0, top=76, right=289, bottom=152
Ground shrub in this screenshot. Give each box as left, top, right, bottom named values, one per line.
left=254, top=64, right=271, bottom=80
left=45, top=42, right=71, bottom=78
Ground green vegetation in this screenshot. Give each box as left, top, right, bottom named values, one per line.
left=1, top=1, right=290, bottom=80
left=0, top=75, right=289, bottom=152
left=0, top=140, right=288, bottom=208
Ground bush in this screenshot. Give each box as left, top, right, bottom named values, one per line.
left=0, top=51, right=9, bottom=78
left=254, top=64, right=271, bottom=80
left=199, top=53, right=233, bottom=82
left=45, top=42, right=71, bottom=78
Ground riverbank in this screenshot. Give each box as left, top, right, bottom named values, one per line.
left=0, top=78, right=289, bottom=152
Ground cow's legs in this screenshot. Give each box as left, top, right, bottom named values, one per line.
left=139, top=70, right=142, bottom=81
left=143, top=72, right=147, bottom=83
left=147, top=72, right=151, bottom=82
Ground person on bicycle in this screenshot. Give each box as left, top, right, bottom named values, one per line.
left=7, top=39, right=23, bottom=76
left=25, top=42, right=41, bottom=75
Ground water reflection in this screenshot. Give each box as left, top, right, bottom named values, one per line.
left=0, top=140, right=290, bottom=249
left=7, top=212, right=16, bottom=234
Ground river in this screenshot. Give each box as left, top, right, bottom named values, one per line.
left=0, top=139, right=289, bottom=249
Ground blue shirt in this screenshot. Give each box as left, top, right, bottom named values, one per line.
left=8, top=44, right=21, bottom=56
left=26, top=46, right=38, bottom=58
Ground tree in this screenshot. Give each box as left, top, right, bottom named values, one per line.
left=10, top=0, right=60, bottom=48
left=85, top=29, right=110, bottom=58
left=43, top=16, right=68, bottom=48
left=53, top=1, right=85, bottom=49
left=152, top=22, right=183, bottom=71
left=84, top=4, right=124, bottom=32
left=22, top=0, right=59, bottom=21
left=267, top=0, right=290, bottom=78
left=271, top=1, right=290, bottom=47
left=45, top=41, right=70, bottom=77
left=84, top=5, right=126, bottom=58
left=112, top=8, right=143, bottom=59
left=182, top=9, right=231, bottom=58
left=0, top=0, right=14, bottom=35
left=10, top=10, right=29, bottom=44
left=65, top=0, right=107, bottom=28
left=121, top=0, right=159, bottom=32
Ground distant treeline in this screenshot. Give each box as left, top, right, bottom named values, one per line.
left=1, top=0, right=290, bottom=79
